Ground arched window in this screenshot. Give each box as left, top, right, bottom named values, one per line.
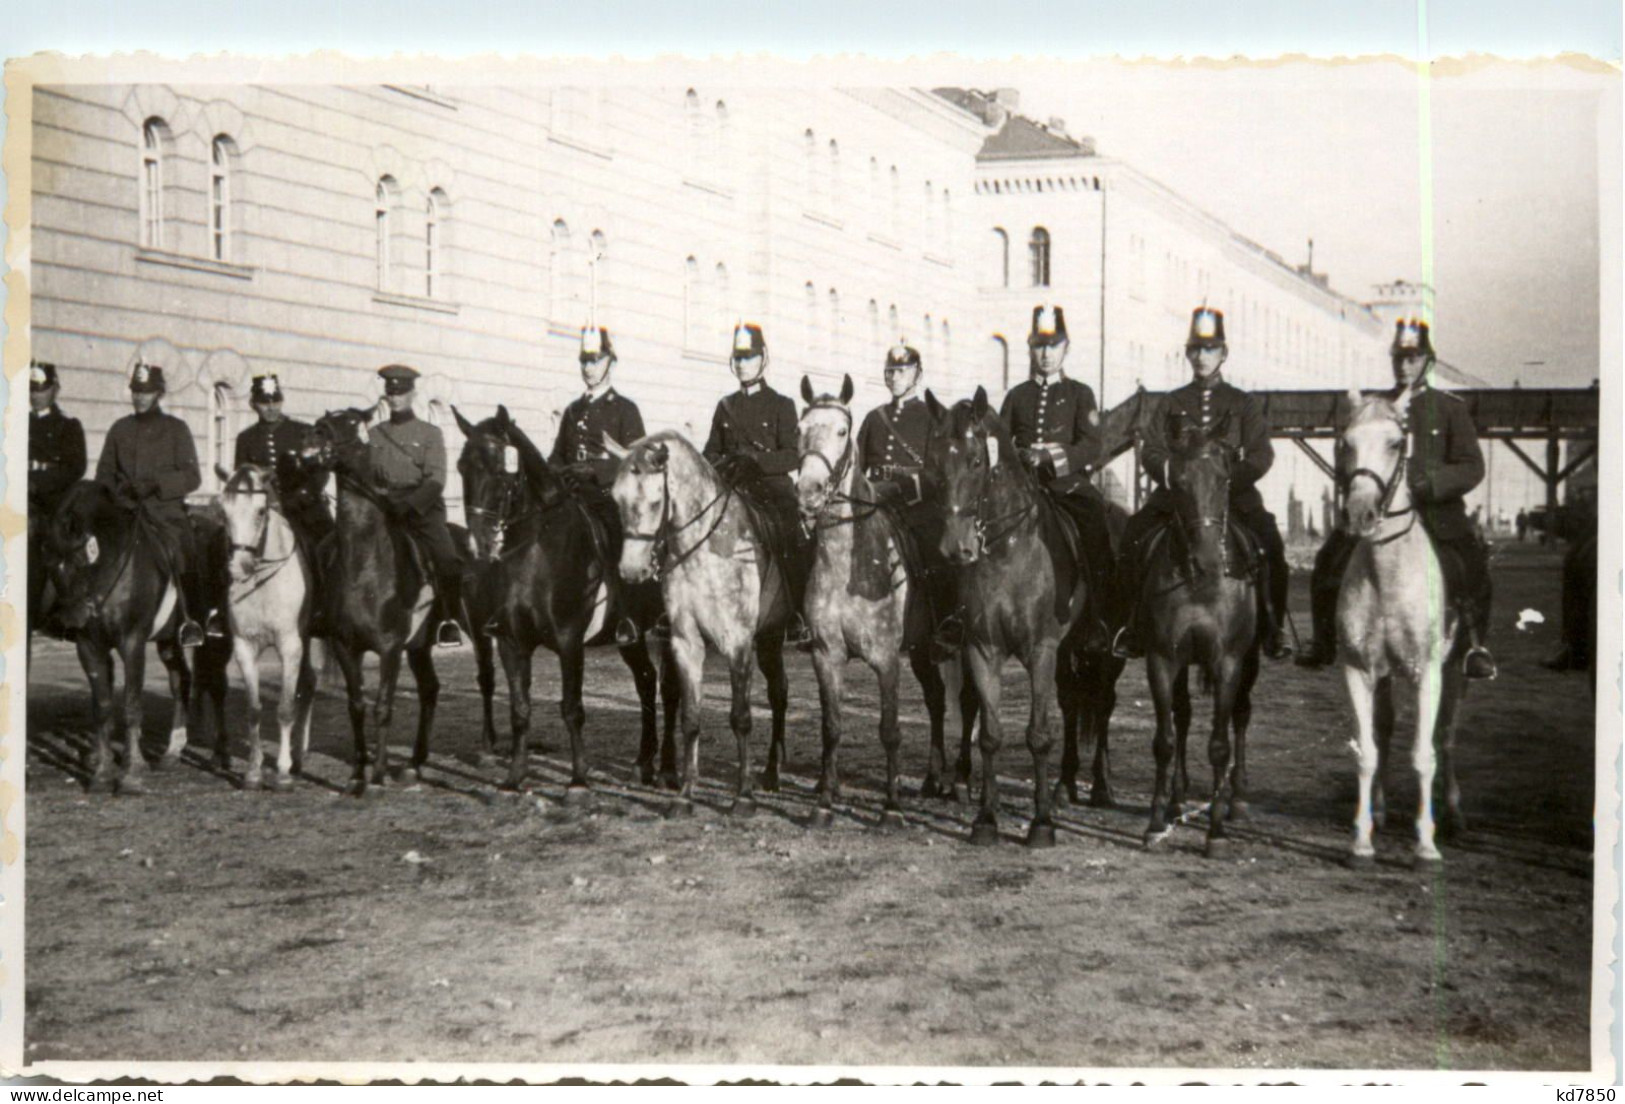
left=375, top=176, right=400, bottom=291
left=992, top=227, right=1010, bottom=288
left=942, top=187, right=952, bottom=254
left=869, top=156, right=880, bottom=214
left=828, top=139, right=841, bottom=208
left=923, top=180, right=935, bottom=246
left=887, top=303, right=899, bottom=339
left=992, top=335, right=1010, bottom=390
left=888, top=166, right=900, bottom=237
left=923, top=313, right=934, bottom=364
left=684, top=89, right=702, bottom=172
left=714, top=262, right=730, bottom=347
left=804, top=129, right=818, bottom=205
left=867, top=299, right=880, bottom=364
left=548, top=219, right=572, bottom=322
left=683, top=256, right=701, bottom=349
left=714, top=100, right=730, bottom=174
left=209, top=135, right=237, bottom=261
left=140, top=117, right=172, bottom=250
left=804, top=281, right=819, bottom=369
left=425, top=188, right=448, bottom=298
left=941, top=318, right=951, bottom=373
left=1029, top=226, right=1051, bottom=288
left=828, top=287, right=841, bottom=370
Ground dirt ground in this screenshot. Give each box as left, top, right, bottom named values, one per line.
left=21, top=539, right=1600, bottom=1077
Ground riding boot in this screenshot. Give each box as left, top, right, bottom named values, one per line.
left=611, top=574, right=641, bottom=646
left=177, top=569, right=206, bottom=649
left=1256, top=552, right=1292, bottom=661
left=1459, top=599, right=1498, bottom=681
left=435, top=571, right=465, bottom=648
left=1294, top=574, right=1340, bottom=668
left=1109, top=557, right=1144, bottom=661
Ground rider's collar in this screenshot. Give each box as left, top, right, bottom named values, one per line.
left=133, top=404, right=162, bottom=420
left=1030, top=369, right=1065, bottom=385
left=1193, top=372, right=1224, bottom=391
left=740, top=381, right=764, bottom=397
left=32, top=403, right=58, bottom=418
left=585, top=382, right=614, bottom=403
left=890, top=389, right=918, bottom=411
left=389, top=408, right=417, bottom=425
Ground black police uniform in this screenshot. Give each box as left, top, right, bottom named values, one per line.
left=552, top=387, right=646, bottom=494
left=858, top=393, right=953, bottom=638
left=235, top=418, right=333, bottom=543
left=1117, top=376, right=1289, bottom=652
left=29, top=396, right=87, bottom=637
left=1000, top=373, right=1116, bottom=645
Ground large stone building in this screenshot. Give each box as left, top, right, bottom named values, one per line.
left=30, top=81, right=1395, bottom=522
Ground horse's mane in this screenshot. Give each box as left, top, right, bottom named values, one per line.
left=948, top=397, right=1035, bottom=492
left=51, top=480, right=120, bottom=539
left=223, top=464, right=274, bottom=498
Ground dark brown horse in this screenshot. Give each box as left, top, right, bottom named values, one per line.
left=43, top=481, right=228, bottom=794
left=305, top=408, right=458, bottom=794
left=1137, top=416, right=1261, bottom=856
left=924, top=387, right=1107, bottom=846
left=453, top=405, right=674, bottom=793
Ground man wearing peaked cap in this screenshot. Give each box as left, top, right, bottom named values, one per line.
left=1111, top=306, right=1293, bottom=661
left=551, top=323, right=648, bottom=646
left=94, top=359, right=207, bottom=646
left=28, top=360, right=86, bottom=647
left=995, top=304, right=1116, bottom=651
left=368, top=363, right=467, bottom=648
left=1298, top=318, right=1497, bottom=679
left=703, top=322, right=813, bottom=648
left=224, top=370, right=333, bottom=637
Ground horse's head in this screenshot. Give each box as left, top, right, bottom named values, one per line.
left=1340, top=388, right=1412, bottom=539
left=608, top=434, right=676, bottom=584
left=454, top=404, right=525, bottom=559
left=796, top=374, right=856, bottom=522
left=926, top=386, right=1005, bottom=565
left=45, top=481, right=125, bottom=628
left=1166, top=412, right=1236, bottom=575
left=219, top=464, right=282, bottom=583
left=308, top=407, right=378, bottom=478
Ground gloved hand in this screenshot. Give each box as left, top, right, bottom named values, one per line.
left=132, top=476, right=160, bottom=499
left=1022, top=447, right=1054, bottom=476
left=382, top=490, right=412, bottom=518
left=1406, top=466, right=1430, bottom=502
left=729, top=454, right=762, bottom=481
left=566, top=462, right=596, bottom=485
left=871, top=479, right=904, bottom=505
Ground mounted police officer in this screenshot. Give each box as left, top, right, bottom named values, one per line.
left=1000, top=304, right=1115, bottom=651
left=29, top=360, right=87, bottom=641
left=551, top=323, right=648, bottom=646
left=1110, top=306, right=1293, bottom=661
left=211, top=371, right=335, bottom=637
left=702, top=322, right=813, bottom=647
left=369, top=364, right=465, bottom=648
left=1297, top=319, right=1497, bottom=679
left=95, top=359, right=206, bottom=647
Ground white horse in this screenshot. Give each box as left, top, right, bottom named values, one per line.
left=215, top=463, right=321, bottom=790
left=1337, top=388, right=1467, bottom=867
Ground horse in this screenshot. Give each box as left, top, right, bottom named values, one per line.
left=1337, top=387, right=1470, bottom=868
left=1135, top=416, right=1262, bottom=856
left=452, top=404, right=675, bottom=794
left=794, top=375, right=977, bottom=827
left=923, top=387, right=1107, bottom=847
left=42, top=481, right=225, bottom=794
left=305, top=407, right=458, bottom=794
left=212, top=462, right=321, bottom=791
left=605, top=431, right=793, bottom=816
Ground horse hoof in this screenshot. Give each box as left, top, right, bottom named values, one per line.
left=1143, top=826, right=1172, bottom=850
left=1089, top=787, right=1117, bottom=810
left=156, top=753, right=182, bottom=772
left=1413, top=851, right=1444, bottom=871
left=805, top=807, right=836, bottom=830
left=1438, top=815, right=1466, bottom=842
left=117, top=774, right=147, bottom=796
left=1167, top=802, right=1185, bottom=820
left=661, top=774, right=683, bottom=793
left=728, top=798, right=758, bottom=819
left=396, top=766, right=423, bottom=787
left=969, top=818, right=1001, bottom=847
left=874, top=809, right=907, bottom=833
left=498, top=776, right=530, bottom=794
left=1203, top=837, right=1234, bottom=860
left=1025, top=822, right=1057, bottom=849
left=561, top=784, right=592, bottom=806
left=1050, top=783, right=1071, bottom=811
left=1227, top=801, right=1253, bottom=823
left=212, top=752, right=232, bottom=771
left=664, top=800, right=696, bottom=820
left=951, top=783, right=971, bottom=808
left=918, top=777, right=941, bottom=801
left=1346, top=851, right=1376, bottom=870
left=272, top=775, right=295, bottom=794
left=757, top=773, right=781, bottom=795
left=244, top=773, right=265, bottom=792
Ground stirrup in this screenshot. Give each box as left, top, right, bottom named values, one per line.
left=1462, top=645, right=1498, bottom=681
left=614, top=618, right=641, bottom=647
left=435, top=620, right=464, bottom=648
left=649, top=613, right=673, bottom=642
left=785, top=616, right=814, bottom=650
left=932, top=616, right=966, bottom=652
left=1109, top=626, right=1143, bottom=661
left=178, top=619, right=206, bottom=649
left=204, top=610, right=229, bottom=640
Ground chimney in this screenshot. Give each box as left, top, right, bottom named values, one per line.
left=1047, top=116, right=1068, bottom=137
left=993, top=87, right=1021, bottom=112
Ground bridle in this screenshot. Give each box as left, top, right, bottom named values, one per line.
left=622, top=455, right=734, bottom=580
left=797, top=399, right=881, bottom=530
left=461, top=432, right=572, bottom=562
left=224, top=475, right=298, bottom=597
left=1169, top=440, right=1233, bottom=578
left=949, top=422, right=1036, bottom=557
left=1339, top=412, right=1416, bottom=545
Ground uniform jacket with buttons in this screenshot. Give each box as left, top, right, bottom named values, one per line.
left=95, top=407, right=201, bottom=526
left=702, top=383, right=801, bottom=494
left=29, top=404, right=87, bottom=516
left=368, top=411, right=448, bottom=517
left=550, top=388, right=646, bottom=487
left=857, top=395, right=937, bottom=504
left=1140, top=377, right=1273, bottom=514
left=1399, top=383, right=1484, bottom=542
left=235, top=417, right=331, bottom=529
left=999, top=374, right=1103, bottom=496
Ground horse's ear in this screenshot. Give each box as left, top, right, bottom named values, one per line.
left=497, top=404, right=513, bottom=428
left=971, top=386, right=989, bottom=419
left=925, top=389, right=946, bottom=422
left=215, top=463, right=232, bottom=485
left=358, top=404, right=379, bottom=424
left=839, top=374, right=854, bottom=405
left=800, top=375, right=816, bottom=405
left=603, top=437, right=631, bottom=461
left=649, top=442, right=669, bottom=471
left=451, top=404, right=476, bottom=439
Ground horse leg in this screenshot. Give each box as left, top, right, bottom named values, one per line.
left=670, top=630, right=706, bottom=813
left=496, top=636, right=531, bottom=789
left=875, top=654, right=907, bottom=831
left=1228, top=650, right=1259, bottom=821
left=556, top=637, right=591, bottom=796
left=79, top=639, right=118, bottom=793
left=955, top=671, right=978, bottom=807
left=1089, top=656, right=1124, bottom=809
left=1054, top=651, right=1081, bottom=810
left=1436, top=665, right=1467, bottom=840
left=1169, top=667, right=1192, bottom=818
left=659, top=643, right=682, bottom=791
left=621, top=641, right=660, bottom=788
left=271, top=635, right=304, bottom=791
left=405, top=643, right=438, bottom=784
left=474, top=629, right=499, bottom=764
left=809, top=644, right=845, bottom=826
left=332, top=643, right=369, bottom=795
left=1343, top=664, right=1381, bottom=867
left=1411, top=658, right=1446, bottom=866
left=755, top=637, right=789, bottom=794
left=1144, top=655, right=1178, bottom=845
left=1024, top=643, right=1060, bottom=848
left=910, top=648, right=948, bottom=799
left=232, top=633, right=264, bottom=788
left=1203, top=656, right=1242, bottom=859
left=966, top=644, right=1005, bottom=846
left=1371, top=674, right=1395, bottom=829
left=726, top=646, right=757, bottom=817
left=366, top=648, right=403, bottom=788
left=118, top=632, right=149, bottom=795
left=154, top=637, right=191, bottom=770
left=293, top=642, right=319, bottom=777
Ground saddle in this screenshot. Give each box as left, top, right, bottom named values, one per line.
left=1136, top=515, right=1257, bottom=583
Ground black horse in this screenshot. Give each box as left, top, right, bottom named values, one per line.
left=305, top=408, right=465, bottom=794
left=453, top=405, right=675, bottom=793
left=42, top=481, right=229, bottom=793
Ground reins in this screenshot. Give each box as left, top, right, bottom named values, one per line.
left=223, top=477, right=300, bottom=601
left=1340, top=414, right=1417, bottom=546
left=623, top=460, right=735, bottom=580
